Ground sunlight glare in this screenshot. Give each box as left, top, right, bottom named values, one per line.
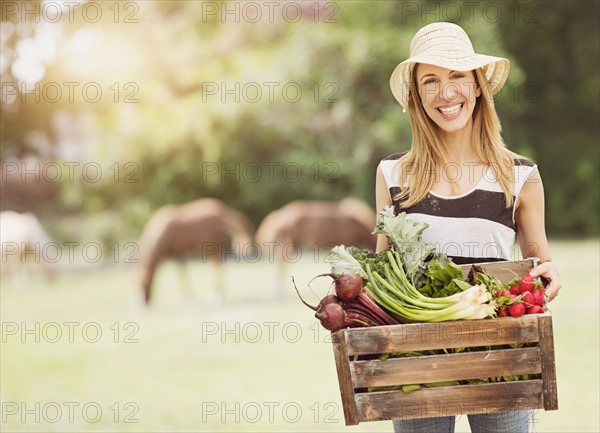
left=11, top=38, right=46, bottom=86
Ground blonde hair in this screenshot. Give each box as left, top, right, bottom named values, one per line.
left=395, top=66, right=516, bottom=208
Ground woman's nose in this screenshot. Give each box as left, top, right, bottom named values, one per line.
left=441, top=81, right=460, bottom=102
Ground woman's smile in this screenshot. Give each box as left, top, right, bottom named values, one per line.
left=437, top=102, right=464, bottom=119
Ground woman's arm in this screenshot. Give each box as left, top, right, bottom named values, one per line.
left=514, top=169, right=561, bottom=301
left=375, top=164, right=393, bottom=253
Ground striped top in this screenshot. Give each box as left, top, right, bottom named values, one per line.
left=379, top=152, right=537, bottom=264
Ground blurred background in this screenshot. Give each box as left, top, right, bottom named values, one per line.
left=1, top=1, right=598, bottom=432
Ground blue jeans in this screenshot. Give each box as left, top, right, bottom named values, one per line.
left=392, top=411, right=531, bottom=433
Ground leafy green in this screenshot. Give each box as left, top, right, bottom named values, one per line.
left=348, top=246, right=390, bottom=276
left=372, top=207, right=436, bottom=284
left=326, top=245, right=367, bottom=279
left=467, top=266, right=506, bottom=294
left=327, top=245, right=391, bottom=279
left=419, top=258, right=472, bottom=298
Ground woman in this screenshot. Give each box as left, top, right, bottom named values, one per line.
left=376, top=22, right=561, bottom=433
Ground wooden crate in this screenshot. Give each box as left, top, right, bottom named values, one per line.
left=331, top=259, right=558, bottom=425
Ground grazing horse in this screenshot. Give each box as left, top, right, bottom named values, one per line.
left=0, top=211, right=55, bottom=289
left=136, top=198, right=254, bottom=305
left=255, top=198, right=377, bottom=292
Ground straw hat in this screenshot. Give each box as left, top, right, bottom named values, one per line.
left=390, top=22, right=510, bottom=111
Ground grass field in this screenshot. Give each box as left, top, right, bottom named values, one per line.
left=1, top=239, right=598, bottom=432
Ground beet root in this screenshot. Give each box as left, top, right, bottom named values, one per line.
left=315, top=302, right=346, bottom=332
left=309, top=272, right=364, bottom=302
left=333, top=273, right=364, bottom=302
left=318, top=294, right=340, bottom=309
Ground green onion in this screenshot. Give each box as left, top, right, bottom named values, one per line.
left=363, top=251, right=494, bottom=323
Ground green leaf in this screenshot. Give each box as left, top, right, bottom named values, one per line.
left=452, top=279, right=472, bottom=291
left=373, top=207, right=436, bottom=283
left=326, top=245, right=367, bottom=279
left=418, top=259, right=470, bottom=298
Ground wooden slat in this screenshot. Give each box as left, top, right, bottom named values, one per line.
left=355, top=380, right=544, bottom=422
left=351, top=347, right=541, bottom=388
left=340, top=316, right=540, bottom=356
left=459, top=259, right=538, bottom=281
left=331, top=331, right=360, bottom=425
left=538, top=314, right=558, bottom=410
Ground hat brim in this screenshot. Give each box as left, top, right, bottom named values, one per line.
left=390, top=54, right=510, bottom=110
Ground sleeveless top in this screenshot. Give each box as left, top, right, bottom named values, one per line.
left=378, top=152, right=537, bottom=264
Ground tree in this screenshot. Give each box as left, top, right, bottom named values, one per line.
left=496, top=0, right=600, bottom=236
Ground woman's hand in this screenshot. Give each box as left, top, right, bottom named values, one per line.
left=529, top=261, right=561, bottom=302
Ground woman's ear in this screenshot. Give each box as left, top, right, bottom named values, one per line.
left=475, top=86, right=482, bottom=97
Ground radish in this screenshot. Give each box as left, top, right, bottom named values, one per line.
left=526, top=305, right=544, bottom=315
left=522, top=292, right=534, bottom=306
left=509, top=284, right=520, bottom=295
left=518, top=273, right=535, bottom=293
left=494, top=289, right=510, bottom=298
left=508, top=302, right=526, bottom=317
left=498, top=307, right=509, bottom=317
left=532, top=289, right=545, bottom=306
left=315, top=302, right=346, bottom=331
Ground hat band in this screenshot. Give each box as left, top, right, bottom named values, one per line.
left=412, top=40, right=474, bottom=56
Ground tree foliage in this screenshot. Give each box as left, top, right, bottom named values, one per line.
left=496, top=0, right=600, bottom=236
left=1, top=0, right=598, bottom=240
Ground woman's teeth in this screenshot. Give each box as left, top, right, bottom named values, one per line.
left=438, top=103, right=463, bottom=115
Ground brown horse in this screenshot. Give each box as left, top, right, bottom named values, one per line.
left=136, top=198, right=253, bottom=305
left=255, top=198, right=377, bottom=292
left=256, top=198, right=377, bottom=251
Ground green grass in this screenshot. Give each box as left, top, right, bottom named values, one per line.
left=1, top=239, right=598, bottom=432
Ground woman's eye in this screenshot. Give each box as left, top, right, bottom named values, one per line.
left=423, top=78, right=437, bottom=85
left=451, top=74, right=465, bottom=79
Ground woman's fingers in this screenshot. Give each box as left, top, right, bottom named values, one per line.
left=529, top=262, right=561, bottom=302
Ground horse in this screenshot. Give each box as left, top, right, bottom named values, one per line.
left=0, top=211, right=55, bottom=289
left=135, top=198, right=254, bottom=305
left=255, top=198, right=377, bottom=293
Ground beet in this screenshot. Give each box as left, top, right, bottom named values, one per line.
left=333, top=273, right=364, bottom=302
left=291, top=276, right=341, bottom=311
left=318, top=294, right=340, bottom=309
left=315, top=302, right=346, bottom=332
left=307, top=272, right=363, bottom=302
left=292, top=273, right=382, bottom=332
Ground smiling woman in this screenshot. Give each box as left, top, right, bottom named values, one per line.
left=376, top=21, right=562, bottom=433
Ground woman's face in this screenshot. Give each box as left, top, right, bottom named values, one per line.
left=414, top=64, right=481, bottom=134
